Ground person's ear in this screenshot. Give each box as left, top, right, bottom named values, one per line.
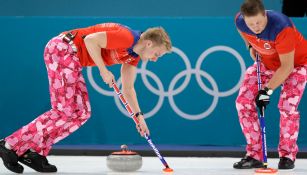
left=146, top=40, right=153, bottom=47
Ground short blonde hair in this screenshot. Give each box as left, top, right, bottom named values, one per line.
left=141, top=27, right=172, bottom=52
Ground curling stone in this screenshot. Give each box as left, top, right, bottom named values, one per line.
left=107, top=144, right=142, bottom=172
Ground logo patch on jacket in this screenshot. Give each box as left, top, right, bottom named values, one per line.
left=264, top=43, right=271, bottom=50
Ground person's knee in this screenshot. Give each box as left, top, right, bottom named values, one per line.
left=236, top=95, right=254, bottom=111
left=78, top=108, right=91, bottom=120
left=73, top=109, right=91, bottom=126
left=278, top=103, right=299, bottom=118
left=74, top=102, right=91, bottom=119
left=84, top=110, right=91, bottom=119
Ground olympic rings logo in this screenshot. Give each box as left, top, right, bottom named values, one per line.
left=87, top=45, right=246, bottom=120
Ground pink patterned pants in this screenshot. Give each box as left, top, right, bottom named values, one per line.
left=236, top=63, right=307, bottom=161
left=5, top=36, right=91, bottom=156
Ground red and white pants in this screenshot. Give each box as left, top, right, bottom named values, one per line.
left=5, top=36, right=91, bottom=156
left=236, top=63, right=307, bottom=161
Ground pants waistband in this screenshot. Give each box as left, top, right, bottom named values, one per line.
left=59, top=32, right=78, bottom=53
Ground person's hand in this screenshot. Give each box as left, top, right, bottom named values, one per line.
left=255, top=89, right=270, bottom=113
left=136, top=115, right=150, bottom=137
left=100, top=69, right=115, bottom=88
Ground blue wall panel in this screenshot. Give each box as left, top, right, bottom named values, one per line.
left=0, top=17, right=306, bottom=148
left=0, top=0, right=281, bottom=16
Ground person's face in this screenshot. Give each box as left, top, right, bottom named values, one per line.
left=139, top=40, right=168, bottom=62
left=244, top=12, right=267, bottom=34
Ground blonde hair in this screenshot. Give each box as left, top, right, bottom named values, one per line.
left=141, top=27, right=172, bottom=52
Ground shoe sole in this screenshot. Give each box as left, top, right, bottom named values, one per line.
left=0, top=153, right=24, bottom=174
left=19, top=159, right=57, bottom=173
left=278, top=168, right=295, bottom=171
left=234, top=167, right=264, bottom=169
left=233, top=164, right=264, bottom=169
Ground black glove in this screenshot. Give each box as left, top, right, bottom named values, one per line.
left=255, top=89, right=270, bottom=113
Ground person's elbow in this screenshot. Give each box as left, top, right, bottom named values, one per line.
left=122, top=86, right=135, bottom=96
left=280, top=61, right=294, bottom=74
left=84, top=32, right=107, bottom=48
left=84, top=35, right=95, bottom=48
